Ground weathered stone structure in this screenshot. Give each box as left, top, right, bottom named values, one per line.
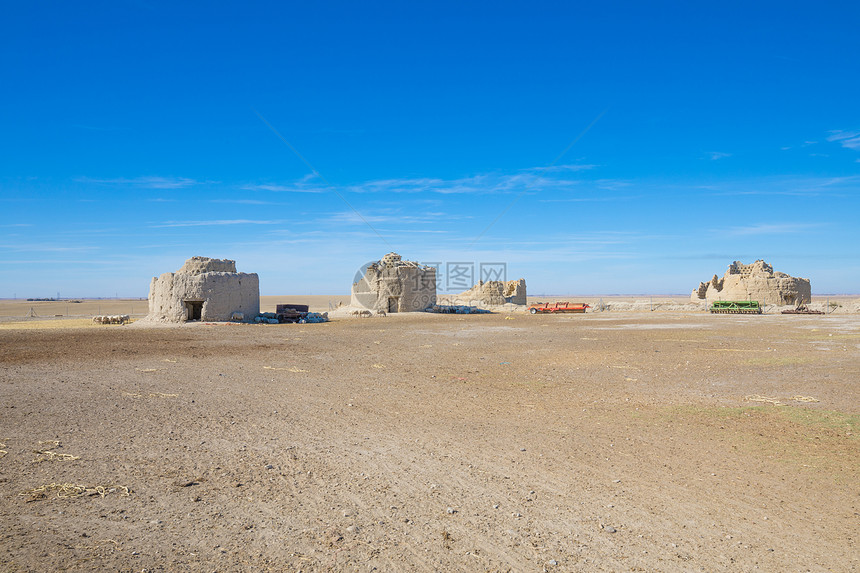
left=691, top=260, right=811, bottom=306
left=146, top=256, right=260, bottom=323
left=350, top=253, right=436, bottom=313
left=457, top=278, right=527, bottom=306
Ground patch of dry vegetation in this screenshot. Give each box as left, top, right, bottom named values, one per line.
left=20, top=483, right=131, bottom=502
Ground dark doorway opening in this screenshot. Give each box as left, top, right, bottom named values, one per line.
left=388, top=297, right=398, bottom=313
left=185, top=300, right=203, bottom=321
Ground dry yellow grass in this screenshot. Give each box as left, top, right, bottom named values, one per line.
left=0, top=318, right=101, bottom=330
left=20, top=483, right=131, bottom=501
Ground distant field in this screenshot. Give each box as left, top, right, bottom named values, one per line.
left=0, top=299, right=147, bottom=320
left=1, top=294, right=857, bottom=321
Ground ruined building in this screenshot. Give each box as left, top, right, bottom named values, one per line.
left=351, top=253, right=436, bottom=313
left=691, top=260, right=811, bottom=306
left=457, top=278, right=527, bottom=306
left=146, top=256, right=260, bottom=322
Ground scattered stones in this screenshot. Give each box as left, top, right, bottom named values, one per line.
left=604, top=526, right=616, bottom=533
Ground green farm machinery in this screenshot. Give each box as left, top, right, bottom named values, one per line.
left=709, top=300, right=762, bottom=314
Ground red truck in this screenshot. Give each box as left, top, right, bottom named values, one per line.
left=528, top=302, right=590, bottom=314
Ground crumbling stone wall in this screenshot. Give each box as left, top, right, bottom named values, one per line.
left=691, top=260, right=811, bottom=306
left=351, top=253, right=436, bottom=312
left=177, top=257, right=237, bottom=274
left=146, top=256, right=260, bottom=323
left=458, top=278, right=527, bottom=306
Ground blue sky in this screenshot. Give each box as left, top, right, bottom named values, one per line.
left=1, top=1, right=858, bottom=297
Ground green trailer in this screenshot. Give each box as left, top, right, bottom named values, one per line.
left=709, top=300, right=762, bottom=314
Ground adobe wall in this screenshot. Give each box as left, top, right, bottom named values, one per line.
left=691, top=260, right=811, bottom=306
left=146, top=257, right=260, bottom=323
left=351, top=253, right=436, bottom=312
left=457, top=278, right=527, bottom=306
left=178, top=256, right=237, bottom=274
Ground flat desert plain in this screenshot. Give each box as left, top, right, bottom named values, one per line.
left=0, top=303, right=858, bottom=571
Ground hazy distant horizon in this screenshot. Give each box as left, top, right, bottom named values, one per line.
left=4, top=292, right=859, bottom=301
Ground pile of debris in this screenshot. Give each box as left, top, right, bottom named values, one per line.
left=254, top=311, right=329, bottom=324
left=427, top=305, right=492, bottom=314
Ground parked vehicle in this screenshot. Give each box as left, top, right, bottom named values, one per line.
left=528, top=302, right=590, bottom=314
left=709, top=300, right=762, bottom=314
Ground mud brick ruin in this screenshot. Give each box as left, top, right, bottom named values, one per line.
left=146, top=256, right=260, bottom=322
left=350, top=252, right=436, bottom=313
left=691, top=260, right=811, bottom=306
left=458, top=278, right=527, bottom=306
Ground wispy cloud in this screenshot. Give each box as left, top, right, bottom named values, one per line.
left=348, top=172, right=591, bottom=195
left=326, top=210, right=469, bottom=225
left=781, top=141, right=818, bottom=151
left=524, top=163, right=598, bottom=173
left=722, top=222, right=825, bottom=236
left=241, top=184, right=323, bottom=193
left=376, top=229, right=448, bottom=234
left=76, top=176, right=201, bottom=189
left=151, top=219, right=282, bottom=228
left=708, top=175, right=859, bottom=197
left=241, top=173, right=325, bottom=194
left=827, top=130, right=860, bottom=150
left=705, top=151, right=732, bottom=160
left=211, top=199, right=277, bottom=205
left=245, top=169, right=596, bottom=197
left=0, top=243, right=100, bottom=253
left=540, top=194, right=640, bottom=203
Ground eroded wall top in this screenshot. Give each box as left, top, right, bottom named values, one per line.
left=691, top=260, right=811, bottom=305
left=177, top=256, right=237, bottom=275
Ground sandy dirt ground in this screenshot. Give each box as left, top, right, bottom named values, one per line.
left=0, top=307, right=858, bottom=571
